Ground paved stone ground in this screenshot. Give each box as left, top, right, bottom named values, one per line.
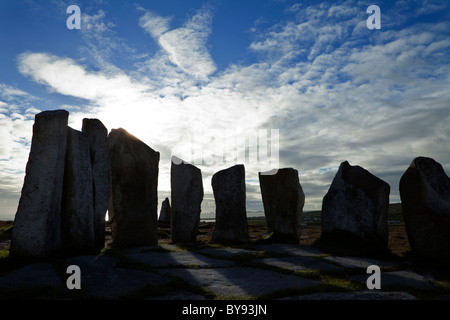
left=0, top=242, right=449, bottom=300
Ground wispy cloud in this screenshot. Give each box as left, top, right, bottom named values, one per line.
left=139, top=4, right=216, bottom=81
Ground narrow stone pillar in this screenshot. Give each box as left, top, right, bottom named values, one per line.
left=108, top=128, right=160, bottom=247
left=170, top=156, right=203, bottom=243
left=10, top=110, right=69, bottom=258
left=159, top=197, right=171, bottom=224
left=61, top=127, right=95, bottom=251
left=82, top=118, right=110, bottom=250
left=211, top=164, right=248, bottom=245
left=259, top=168, right=305, bottom=243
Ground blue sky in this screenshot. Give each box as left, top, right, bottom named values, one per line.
left=0, top=0, right=449, bottom=220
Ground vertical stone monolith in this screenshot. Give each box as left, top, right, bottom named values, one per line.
left=211, top=164, right=248, bottom=245
left=61, top=127, right=95, bottom=252
left=10, top=110, right=69, bottom=258
left=399, top=156, right=450, bottom=262
left=159, top=197, right=171, bottom=224
left=82, top=118, right=110, bottom=250
left=321, top=161, right=390, bottom=252
left=170, top=156, right=203, bottom=243
left=259, top=168, right=305, bottom=243
left=108, top=128, right=159, bottom=247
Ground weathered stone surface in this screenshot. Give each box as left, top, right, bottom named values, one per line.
left=281, top=291, right=418, bottom=300
left=10, top=110, right=69, bottom=258
left=255, top=256, right=341, bottom=272
left=158, top=197, right=171, bottom=223
left=82, top=118, right=110, bottom=250
left=259, top=168, right=305, bottom=243
left=211, top=164, right=248, bottom=245
left=160, top=267, right=318, bottom=299
left=321, top=161, right=390, bottom=251
left=170, top=156, right=203, bottom=243
left=67, top=255, right=170, bottom=299
left=124, top=251, right=235, bottom=268
left=108, top=128, right=160, bottom=247
left=61, top=127, right=95, bottom=251
left=399, top=157, right=450, bottom=262
left=350, top=269, right=437, bottom=291
left=0, top=263, right=65, bottom=290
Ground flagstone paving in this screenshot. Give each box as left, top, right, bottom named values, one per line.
left=254, top=256, right=342, bottom=272
left=0, top=242, right=448, bottom=300
left=157, top=267, right=320, bottom=298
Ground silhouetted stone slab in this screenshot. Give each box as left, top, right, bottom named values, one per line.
left=281, top=291, right=417, bottom=300
left=323, top=256, right=396, bottom=269
left=82, top=118, right=110, bottom=250
left=0, top=263, right=65, bottom=290
left=350, top=270, right=437, bottom=291
left=61, top=127, right=95, bottom=252
left=399, top=157, right=450, bottom=262
left=211, top=164, right=249, bottom=245
left=124, top=251, right=235, bottom=268
left=170, top=156, right=203, bottom=243
left=160, top=267, right=318, bottom=298
left=259, top=168, right=305, bottom=243
left=255, top=256, right=341, bottom=272
left=10, top=110, right=69, bottom=258
left=159, top=197, right=171, bottom=224
left=321, top=161, right=390, bottom=252
left=67, top=255, right=170, bottom=299
left=108, top=128, right=160, bottom=247
left=251, top=244, right=324, bottom=257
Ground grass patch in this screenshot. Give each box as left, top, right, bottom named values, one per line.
left=247, top=217, right=267, bottom=227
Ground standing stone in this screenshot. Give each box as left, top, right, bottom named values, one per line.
left=321, top=161, right=390, bottom=252
left=61, top=127, right=95, bottom=251
left=259, top=168, right=305, bottom=243
left=170, top=156, right=203, bottom=243
left=10, top=110, right=69, bottom=258
left=399, top=157, right=450, bottom=262
left=82, top=118, right=110, bottom=250
left=211, top=164, right=248, bottom=245
left=159, top=197, right=171, bottom=224
left=108, top=128, right=159, bottom=247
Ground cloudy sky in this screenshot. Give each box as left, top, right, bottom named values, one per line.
left=0, top=0, right=449, bottom=220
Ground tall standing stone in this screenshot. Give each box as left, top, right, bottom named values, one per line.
left=61, top=127, right=95, bottom=251
left=259, top=168, right=305, bottom=243
left=159, top=197, right=171, bottom=224
left=82, top=118, right=110, bottom=250
left=170, top=156, right=203, bottom=243
left=108, top=128, right=159, bottom=247
left=321, top=161, right=390, bottom=252
left=399, top=157, right=450, bottom=262
left=10, top=110, right=69, bottom=258
left=211, top=164, right=248, bottom=245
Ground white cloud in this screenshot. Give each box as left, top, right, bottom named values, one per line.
left=139, top=5, right=216, bottom=81
left=0, top=83, right=32, bottom=101
left=139, top=11, right=171, bottom=38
